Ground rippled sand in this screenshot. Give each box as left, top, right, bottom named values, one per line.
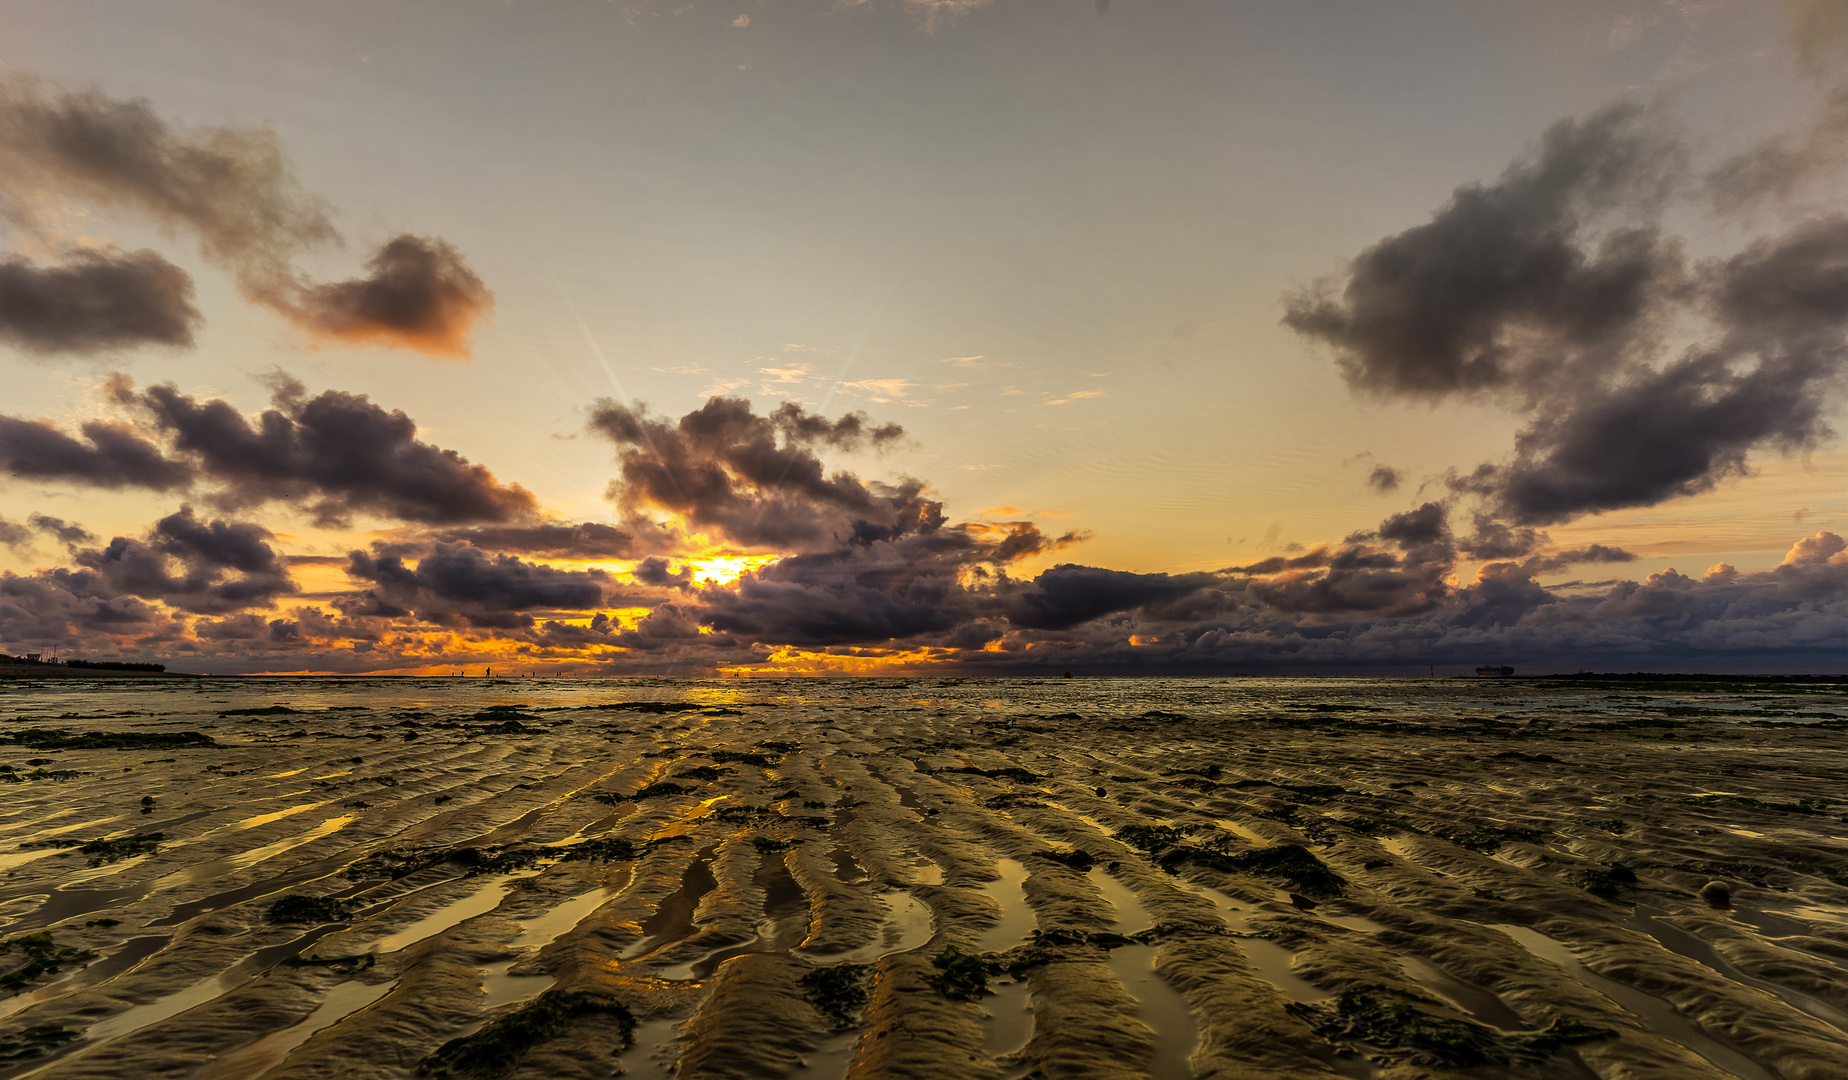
left=0, top=675, right=1844, bottom=1079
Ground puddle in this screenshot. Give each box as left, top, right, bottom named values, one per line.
left=1238, top=937, right=1328, bottom=1004
left=829, top=843, right=866, bottom=884
left=984, top=977, right=1034, bottom=1061
left=1399, top=955, right=1526, bottom=1028
left=1105, top=946, right=1197, bottom=1080
left=660, top=851, right=811, bottom=980
left=193, top=979, right=392, bottom=1079
left=619, top=1015, right=682, bottom=1080
left=157, top=815, right=354, bottom=888
left=234, top=799, right=325, bottom=830
left=812, top=890, right=935, bottom=964
left=1493, top=923, right=1774, bottom=1080
left=478, top=880, right=623, bottom=1010
left=0, top=935, right=171, bottom=1022
left=1087, top=868, right=1154, bottom=935
left=793, top=1028, right=862, bottom=1076
left=373, top=875, right=519, bottom=953
left=1629, top=909, right=1848, bottom=1032
left=622, top=846, right=719, bottom=961
left=975, top=858, right=1034, bottom=952
left=12, top=925, right=347, bottom=1078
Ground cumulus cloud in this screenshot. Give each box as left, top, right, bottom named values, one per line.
left=1288, top=99, right=1848, bottom=533
left=342, top=542, right=610, bottom=629
left=0, top=413, right=193, bottom=490
left=57, top=506, right=296, bottom=615
left=0, top=249, right=200, bottom=353
left=1366, top=464, right=1402, bottom=493
left=591, top=397, right=918, bottom=550
left=0, top=79, right=490, bottom=357
left=122, top=376, right=537, bottom=525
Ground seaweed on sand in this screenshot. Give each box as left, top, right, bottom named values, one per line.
left=799, top=963, right=870, bottom=1028
left=1032, top=849, right=1097, bottom=871
left=3, top=729, right=216, bottom=751
left=928, top=945, right=993, bottom=1001
left=219, top=705, right=299, bottom=717
left=416, top=989, right=634, bottom=1079
left=0, top=933, right=97, bottom=994
left=1288, top=984, right=1611, bottom=1067
left=21, top=833, right=165, bottom=866
left=674, top=766, right=732, bottom=782
left=1442, top=825, right=1550, bottom=853
left=0, top=1024, right=81, bottom=1061
left=281, top=951, right=376, bottom=973
left=1578, top=861, right=1638, bottom=900
left=266, top=895, right=363, bottom=924
left=941, top=765, right=1043, bottom=783
left=1115, top=825, right=1346, bottom=897
left=710, top=750, right=780, bottom=766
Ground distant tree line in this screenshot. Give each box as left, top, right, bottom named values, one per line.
left=2, top=654, right=165, bottom=672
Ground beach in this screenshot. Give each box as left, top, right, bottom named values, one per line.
left=0, top=675, right=1844, bottom=1080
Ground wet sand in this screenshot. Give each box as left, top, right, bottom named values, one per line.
left=0, top=675, right=1844, bottom=1079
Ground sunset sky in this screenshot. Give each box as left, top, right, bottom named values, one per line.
left=2, top=0, right=1844, bottom=674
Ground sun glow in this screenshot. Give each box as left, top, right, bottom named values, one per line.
left=686, top=554, right=779, bottom=585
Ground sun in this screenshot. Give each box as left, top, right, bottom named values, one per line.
left=683, top=554, right=780, bottom=586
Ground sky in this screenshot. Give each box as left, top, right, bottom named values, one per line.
left=1, top=0, right=1844, bottom=675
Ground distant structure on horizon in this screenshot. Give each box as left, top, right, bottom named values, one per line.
left=1475, top=665, right=1516, bottom=677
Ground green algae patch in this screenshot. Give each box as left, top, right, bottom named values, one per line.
left=416, top=988, right=634, bottom=1079
left=0, top=933, right=97, bottom=994
left=1289, top=984, right=1611, bottom=1068
left=928, top=945, right=992, bottom=1001
left=799, top=963, right=870, bottom=1028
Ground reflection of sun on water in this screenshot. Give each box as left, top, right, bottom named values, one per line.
left=686, top=555, right=778, bottom=585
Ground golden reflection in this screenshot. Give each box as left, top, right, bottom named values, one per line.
left=683, top=554, right=779, bottom=585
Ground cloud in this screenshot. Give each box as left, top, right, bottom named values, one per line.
left=1287, top=100, right=1848, bottom=533
left=123, top=376, right=537, bottom=525
left=342, top=541, right=610, bottom=629
left=63, top=506, right=297, bottom=615
left=435, top=520, right=674, bottom=560
left=0, top=413, right=194, bottom=490
left=1046, top=390, right=1105, bottom=406
left=0, top=249, right=200, bottom=354
left=285, top=235, right=492, bottom=358
left=1365, top=464, right=1402, bottom=493
left=632, top=555, right=693, bottom=590
left=590, top=396, right=915, bottom=550
left=1285, top=104, right=1684, bottom=401
left=0, top=79, right=489, bottom=357
left=0, top=517, right=30, bottom=550
left=27, top=514, right=96, bottom=546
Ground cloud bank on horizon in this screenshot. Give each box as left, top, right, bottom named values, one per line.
left=1, top=15, right=1846, bottom=675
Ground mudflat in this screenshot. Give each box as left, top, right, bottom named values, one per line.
left=0, top=675, right=1843, bottom=1080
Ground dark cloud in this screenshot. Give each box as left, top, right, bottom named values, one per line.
left=632, top=556, right=693, bottom=590
left=1365, top=464, right=1402, bottom=493
left=124, top=377, right=537, bottom=525
left=64, top=506, right=296, bottom=615
left=1001, top=565, right=1215, bottom=631
left=0, top=517, right=29, bottom=550
left=0, top=80, right=489, bottom=357
left=287, top=235, right=492, bottom=358
left=0, top=249, right=200, bottom=354
left=27, top=514, right=97, bottom=546
left=0, top=413, right=193, bottom=490
left=1288, top=96, right=1847, bottom=534
left=342, top=542, right=609, bottom=629
left=1285, top=104, right=1683, bottom=401
left=437, top=520, right=674, bottom=560
left=591, top=397, right=921, bottom=550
